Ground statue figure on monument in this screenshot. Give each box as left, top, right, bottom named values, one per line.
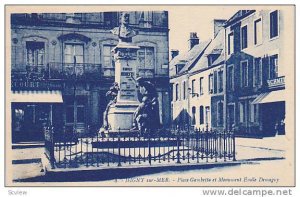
left=101, top=82, right=120, bottom=131
left=132, top=77, right=161, bottom=135
left=111, top=12, right=137, bottom=43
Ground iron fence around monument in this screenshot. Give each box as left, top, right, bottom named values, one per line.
left=44, top=126, right=236, bottom=169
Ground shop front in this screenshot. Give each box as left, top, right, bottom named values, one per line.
left=11, top=90, right=63, bottom=142
left=252, top=77, right=286, bottom=137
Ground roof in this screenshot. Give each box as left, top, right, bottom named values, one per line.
left=224, top=10, right=256, bottom=27
left=169, top=40, right=211, bottom=77
left=189, top=29, right=225, bottom=74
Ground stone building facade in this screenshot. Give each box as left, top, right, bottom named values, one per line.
left=170, top=9, right=289, bottom=137
left=224, top=9, right=288, bottom=137
left=10, top=11, right=170, bottom=142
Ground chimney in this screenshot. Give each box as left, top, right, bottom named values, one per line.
left=188, top=32, right=199, bottom=50
left=171, top=49, right=179, bottom=59
left=213, top=19, right=226, bottom=38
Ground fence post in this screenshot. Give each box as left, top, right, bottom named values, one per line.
left=205, top=124, right=209, bottom=163
left=50, top=126, right=55, bottom=169
left=117, top=127, right=122, bottom=167
left=232, top=126, right=236, bottom=161
left=148, top=131, right=152, bottom=165
left=176, top=128, right=181, bottom=164
left=223, top=129, right=227, bottom=162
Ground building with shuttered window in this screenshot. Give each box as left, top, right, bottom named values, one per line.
left=10, top=11, right=170, bottom=142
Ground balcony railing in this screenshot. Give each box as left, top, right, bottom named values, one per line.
left=49, top=62, right=102, bottom=80
left=11, top=63, right=103, bottom=81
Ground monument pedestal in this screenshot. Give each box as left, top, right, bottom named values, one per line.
left=107, top=101, right=139, bottom=132
left=107, top=42, right=140, bottom=133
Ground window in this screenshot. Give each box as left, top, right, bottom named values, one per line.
left=64, top=43, right=84, bottom=64
left=191, top=79, right=196, bottom=97
left=65, top=97, right=74, bottom=123
left=140, top=11, right=153, bottom=22
left=217, top=102, right=224, bottom=126
left=176, top=64, right=184, bottom=74
left=270, top=10, right=279, bottom=39
left=228, top=32, right=234, bottom=55
left=175, top=84, right=179, bottom=101
left=192, top=106, right=196, bottom=125
left=205, top=106, right=210, bottom=125
left=138, top=47, right=155, bottom=69
left=241, top=25, right=248, bottom=49
left=103, top=45, right=115, bottom=68
left=254, top=18, right=262, bottom=45
left=199, top=77, right=204, bottom=95
left=103, top=12, right=119, bottom=27
left=199, top=106, right=204, bottom=125
left=239, top=101, right=246, bottom=123
left=76, top=96, right=85, bottom=123
left=213, top=71, right=218, bottom=94
left=208, top=74, right=213, bottom=94
left=240, top=61, right=248, bottom=87
left=26, top=41, right=45, bottom=66
left=250, top=103, right=259, bottom=123
left=228, top=65, right=234, bottom=90
left=65, top=96, right=86, bottom=124
left=254, top=58, right=262, bottom=86
left=269, top=54, right=279, bottom=79
left=182, top=81, right=186, bottom=100
left=218, top=70, right=223, bottom=93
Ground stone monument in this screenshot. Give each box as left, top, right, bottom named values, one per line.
left=107, top=12, right=140, bottom=132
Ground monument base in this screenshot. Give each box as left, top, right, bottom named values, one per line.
left=107, top=101, right=139, bottom=133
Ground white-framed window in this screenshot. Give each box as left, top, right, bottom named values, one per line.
left=199, top=77, right=204, bottom=95
left=254, top=18, right=263, bottom=45
left=191, top=79, right=196, bottom=97
left=239, top=101, right=246, bottom=123
left=254, top=57, right=263, bottom=86
left=205, top=106, right=210, bottom=125
left=270, top=10, right=279, bottom=39
left=208, top=74, right=213, bottom=94
left=228, top=32, right=234, bottom=55
left=240, top=60, right=248, bottom=87
left=138, top=46, right=155, bottom=69
left=26, top=41, right=45, bottom=66
left=249, top=102, right=259, bottom=123
left=241, top=25, right=248, bottom=49
left=64, top=43, right=84, bottom=64
left=103, top=45, right=115, bottom=68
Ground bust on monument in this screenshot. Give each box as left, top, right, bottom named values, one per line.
left=111, top=12, right=138, bottom=43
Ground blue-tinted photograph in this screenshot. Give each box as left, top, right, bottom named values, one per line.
left=6, top=5, right=295, bottom=186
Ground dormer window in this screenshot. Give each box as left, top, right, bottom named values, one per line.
left=175, top=64, right=185, bottom=74
left=65, top=13, right=82, bottom=24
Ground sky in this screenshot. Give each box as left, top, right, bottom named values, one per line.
left=168, top=6, right=239, bottom=55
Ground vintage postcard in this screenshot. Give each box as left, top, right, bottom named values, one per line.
left=5, top=5, right=295, bottom=186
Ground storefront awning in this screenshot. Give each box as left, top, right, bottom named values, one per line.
left=11, top=90, right=63, bottom=103
left=252, top=90, right=285, bottom=104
